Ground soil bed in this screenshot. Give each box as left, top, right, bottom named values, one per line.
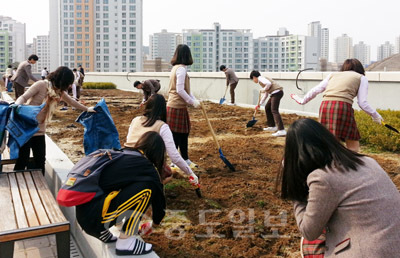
left=47, top=89, right=400, bottom=258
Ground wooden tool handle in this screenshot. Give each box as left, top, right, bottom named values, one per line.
left=200, top=102, right=221, bottom=149
left=223, top=85, right=229, bottom=97
left=253, top=91, right=262, bottom=117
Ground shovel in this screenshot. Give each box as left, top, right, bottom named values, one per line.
left=246, top=92, right=262, bottom=128
left=200, top=102, right=235, bottom=172
left=219, top=86, right=229, bottom=104
left=382, top=121, right=399, bottom=134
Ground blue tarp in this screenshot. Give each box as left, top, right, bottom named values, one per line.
left=0, top=102, right=11, bottom=162
left=76, top=98, right=121, bottom=155
left=6, top=103, right=45, bottom=159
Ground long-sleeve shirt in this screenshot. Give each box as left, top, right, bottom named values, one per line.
left=142, top=80, right=161, bottom=102
left=258, top=76, right=281, bottom=105
left=224, top=68, right=239, bottom=86
left=176, top=66, right=196, bottom=105
left=299, top=74, right=381, bottom=119
left=159, top=124, right=193, bottom=176
left=15, top=80, right=88, bottom=135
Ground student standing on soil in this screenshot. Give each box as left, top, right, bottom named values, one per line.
left=4, top=64, right=13, bottom=92
left=290, top=58, right=382, bottom=152
left=250, top=70, right=286, bottom=137
left=220, top=65, right=239, bottom=105
left=167, top=44, right=201, bottom=170
left=14, top=66, right=95, bottom=174
left=125, top=94, right=199, bottom=185
left=278, top=118, right=400, bottom=257
left=133, top=79, right=161, bottom=106
left=11, top=54, right=39, bottom=99
left=41, top=67, right=48, bottom=80
left=76, top=132, right=166, bottom=256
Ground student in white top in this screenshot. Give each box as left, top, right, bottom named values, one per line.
left=41, top=67, right=48, bottom=80
left=250, top=70, right=286, bottom=137
left=124, top=94, right=199, bottom=186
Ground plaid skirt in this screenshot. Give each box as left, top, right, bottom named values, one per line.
left=167, top=107, right=190, bottom=134
left=301, top=231, right=326, bottom=257
left=319, top=101, right=360, bottom=141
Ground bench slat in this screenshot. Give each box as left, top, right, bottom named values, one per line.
left=31, top=171, right=67, bottom=224
left=0, top=223, right=69, bottom=242
left=8, top=173, right=29, bottom=229
left=0, top=174, right=17, bottom=231
left=16, top=173, right=40, bottom=227
left=23, top=172, right=51, bottom=226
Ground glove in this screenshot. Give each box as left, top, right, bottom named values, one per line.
left=290, top=94, right=304, bottom=105
left=87, top=106, right=96, bottom=112
left=139, top=222, right=153, bottom=236
left=372, top=115, right=383, bottom=124
left=189, top=173, right=199, bottom=186
left=192, top=99, right=201, bottom=108
left=255, top=105, right=260, bottom=111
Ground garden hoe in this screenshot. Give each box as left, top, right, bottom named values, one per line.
left=200, top=102, right=236, bottom=172
left=219, top=86, right=229, bottom=104
left=246, top=92, right=262, bottom=128
left=382, top=121, right=399, bottom=134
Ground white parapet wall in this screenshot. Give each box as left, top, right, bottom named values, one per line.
left=85, top=71, right=400, bottom=115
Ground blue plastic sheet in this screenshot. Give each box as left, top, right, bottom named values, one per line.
left=0, top=103, right=11, bottom=162
left=76, top=98, right=121, bottom=155
left=6, top=103, right=45, bottom=159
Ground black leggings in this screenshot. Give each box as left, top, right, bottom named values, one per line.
left=14, top=135, right=46, bottom=174
left=172, top=132, right=189, bottom=160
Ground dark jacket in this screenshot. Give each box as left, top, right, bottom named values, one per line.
left=142, top=80, right=161, bottom=101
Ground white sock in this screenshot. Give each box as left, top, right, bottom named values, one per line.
left=116, top=237, right=152, bottom=252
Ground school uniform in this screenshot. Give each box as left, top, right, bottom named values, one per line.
left=258, top=76, right=284, bottom=130
left=11, top=60, right=38, bottom=99
left=299, top=71, right=382, bottom=141
left=294, top=156, right=400, bottom=257
left=76, top=151, right=166, bottom=241
left=125, top=116, right=193, bottom=176
left=167, top=65, right=196, bottom=160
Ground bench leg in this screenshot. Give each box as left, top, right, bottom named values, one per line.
left=0, top=241, right=14, bottom=258
left=55, top=231, right=70, bottom=258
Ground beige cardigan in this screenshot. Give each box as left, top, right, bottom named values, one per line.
left=294, top=156, right=400, bottom=257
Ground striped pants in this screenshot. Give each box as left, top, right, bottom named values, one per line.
left=76, top=182, right=152, bottom=242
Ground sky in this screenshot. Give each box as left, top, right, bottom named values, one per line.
left=3, top=0, right=400, bottom=61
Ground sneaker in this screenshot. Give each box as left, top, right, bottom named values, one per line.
left=272, top=130, right=287, bottom=137
left=263, top=126, right=278, bottom=132
left=185, top=159, right=199, bottom=169
left=116, top=236, right=152, bottom=256
left=227, top=103, right=236, bottom=106
left=60, top=107, right=68, bottom=111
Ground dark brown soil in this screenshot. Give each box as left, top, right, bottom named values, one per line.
left=45, top=89, right=400, bottom=258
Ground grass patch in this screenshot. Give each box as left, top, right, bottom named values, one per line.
left=82, top=82, right=117, bottom=89
left=355, top=109, right=400, bottom=153
left=164, top=179, right=191, bottom=191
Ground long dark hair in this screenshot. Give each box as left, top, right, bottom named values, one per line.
left=340, top=58, right=365, bottom=75
left=133, top=131, right=165, bottom=175
left=142, top=94, right=167, bottom=127
left=170, top=44, right=193, bottom=66
left=47, top=66, right=74, bottom=91
left=278, top=119, right=365, bottom=202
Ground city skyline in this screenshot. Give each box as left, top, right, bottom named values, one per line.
left=3, top=0, right=400, bottom=62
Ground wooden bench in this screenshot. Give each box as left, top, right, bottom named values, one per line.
left=0, top=170, right=70, bottom=258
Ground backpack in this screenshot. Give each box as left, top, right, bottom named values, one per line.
left=56, top=149, right=141, bottom=207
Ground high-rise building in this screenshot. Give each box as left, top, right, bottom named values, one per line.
left=321, top=28, right=329, bottom=60
left=50, top=0, right=143, bottom=72
left=183, top=23, right=253, bottom=72
left=307, top=22, right=329, bottom=62
left=26, top=43, right=33, bottom=58
left=377, top=41, right=394, bottom=61
left=149, top=29, right=182, bottom=63
left=353, top=41, right=371, bottom=67
left=253, top=30, right=319, bottom=72
left=335, top=34, right=353, bottom=65
left=0, top=16, right=26, bottom=71
left=394, top=36, right=399, bottom=54
left=33, top=35, right=50, bottom=73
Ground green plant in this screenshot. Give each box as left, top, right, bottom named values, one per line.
left=82, top=82, right=117, bottom=89
left=355, top=109, right=400, bottom=153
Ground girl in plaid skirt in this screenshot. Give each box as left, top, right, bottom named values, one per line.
left=166, top=44, right=201, bottom=169
left=290, top=59, right=382, bottom=152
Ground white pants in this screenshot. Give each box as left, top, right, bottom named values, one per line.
left=72, top=83, right=77, bottom=99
